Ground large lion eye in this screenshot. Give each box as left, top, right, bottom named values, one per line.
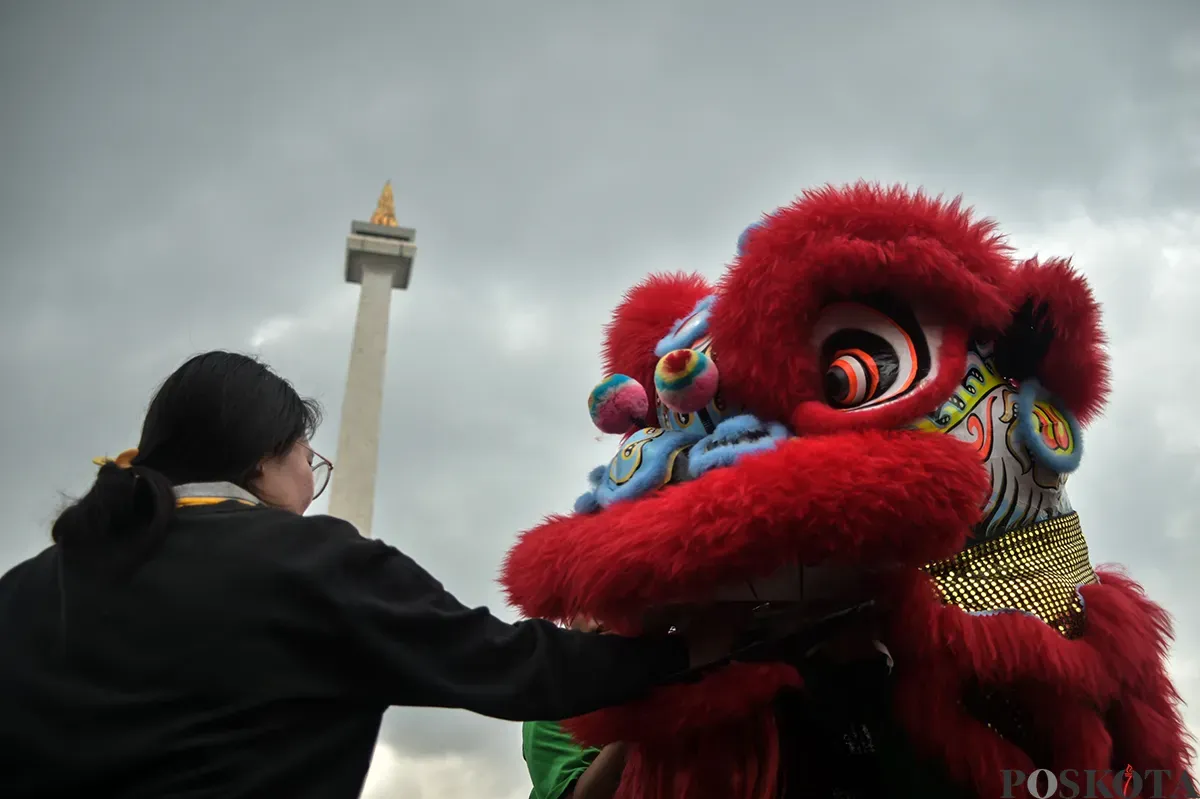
left=812, top=298, right=932, bottom=410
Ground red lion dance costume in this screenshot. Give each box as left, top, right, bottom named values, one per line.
left=503, top=184, right=1195, bottom=798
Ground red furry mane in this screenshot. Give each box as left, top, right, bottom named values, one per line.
left=602, top=272, right=713, bottom=391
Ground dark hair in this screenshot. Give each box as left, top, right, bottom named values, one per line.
left=52, top=351, right=322, bottom=557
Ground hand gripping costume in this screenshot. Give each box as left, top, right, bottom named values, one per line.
left=502, top=184, right=1195, bottom=798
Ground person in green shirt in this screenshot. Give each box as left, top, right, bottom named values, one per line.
left=522, top=719, right=627, bottom=799
left=522, top=618, right=628, bottom=799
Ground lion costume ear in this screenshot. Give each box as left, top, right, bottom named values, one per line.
left=994, top=257, right=1111, bottom=425
left=601, top=272, right=714, bottom=392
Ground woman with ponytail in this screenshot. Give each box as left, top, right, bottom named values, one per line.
left=0, top=351, right=735, bottom=799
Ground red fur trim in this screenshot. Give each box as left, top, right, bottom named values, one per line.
left=565, top=663, right=800, bottom=747
left=601, top=272, right=713, bottom=392
left=885, top=567, right=1193, bottom=796
left=887, top=570, right=1115, bottom=698
left=1087, top=570, right=1195, bottom=774
left=1007, top=257, right=1111, bottom=424
left=712, top=183, right=1014, bottom=425
left=612, top=708, right=782, bottom=799
left=503, top=432, right=986, bottom=623
left=886, top=572, right=1041, bottom=796
left=892, top=658, right=1036, bottom=797
left=1028, top=688, right=1113, bottom=777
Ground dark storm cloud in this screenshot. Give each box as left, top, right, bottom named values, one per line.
left=2, top=0, right=1198, bottom=793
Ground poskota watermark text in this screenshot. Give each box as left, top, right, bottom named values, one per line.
left=1001, top=766, right=1198, bottom=798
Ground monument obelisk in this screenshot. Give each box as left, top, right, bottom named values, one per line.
left=328, top=182, right=416, bottom=537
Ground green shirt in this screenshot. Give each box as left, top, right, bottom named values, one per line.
left=522, top=721, right=600, bottom=799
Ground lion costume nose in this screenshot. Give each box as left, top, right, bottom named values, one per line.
left=654, top=348, right=719, bottom=413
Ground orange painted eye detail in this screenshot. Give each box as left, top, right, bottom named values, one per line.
left=813, top=299, right=931, bottom=411
left=826, top=348, right=881, bottom=407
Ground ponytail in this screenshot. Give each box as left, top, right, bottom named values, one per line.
left=52, top=462, right=177, bottom=561
left=50, top=351, right=323, bottom=561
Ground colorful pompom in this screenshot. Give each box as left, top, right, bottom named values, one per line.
left=654, top=348, right=719, bottom=413
left=588, top=374, right=649, bottom=434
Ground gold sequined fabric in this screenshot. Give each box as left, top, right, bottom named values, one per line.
left=920, top=512, right=1098, bottom=639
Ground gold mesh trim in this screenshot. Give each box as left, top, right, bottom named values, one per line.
left=919, top=512, right=1098, bottom=639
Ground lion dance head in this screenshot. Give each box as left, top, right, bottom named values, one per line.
left=503, top=184, right=1193, bottom=798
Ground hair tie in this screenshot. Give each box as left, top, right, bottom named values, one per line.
left=92, top=448, right=139, bottom=470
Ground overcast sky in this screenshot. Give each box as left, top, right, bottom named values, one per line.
left=2, top=2, right=1198, bottom=796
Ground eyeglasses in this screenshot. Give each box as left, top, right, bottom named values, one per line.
left=306, top=446, right=333, bottom=500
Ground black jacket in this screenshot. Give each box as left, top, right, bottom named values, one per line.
left=0, top=502, right=687, bottom=798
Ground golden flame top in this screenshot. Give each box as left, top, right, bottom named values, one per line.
left=369, top=181, right=398, bottom=227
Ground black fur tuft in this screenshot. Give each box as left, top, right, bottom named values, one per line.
left=993, top=298, right=1055, bottom=382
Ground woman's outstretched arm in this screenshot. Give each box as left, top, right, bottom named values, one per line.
left=281, top=514, right=696, bottom=721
